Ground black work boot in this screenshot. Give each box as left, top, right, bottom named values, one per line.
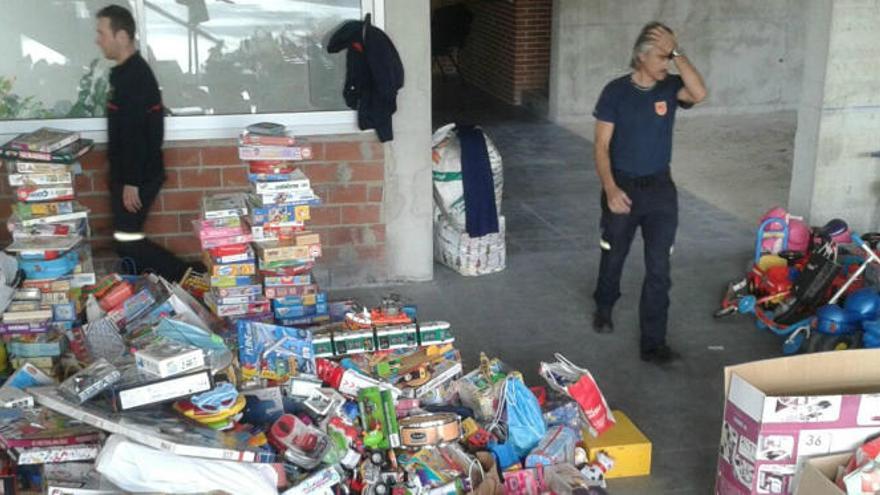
left=640, top=344, right=681, bottom=365
left=592, top=306, right=614, bottom=334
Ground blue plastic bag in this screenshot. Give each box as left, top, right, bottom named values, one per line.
left=504, top=376, right=547, bottom=458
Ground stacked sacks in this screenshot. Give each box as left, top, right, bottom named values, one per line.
left=432, top=124, right=506, bottom=277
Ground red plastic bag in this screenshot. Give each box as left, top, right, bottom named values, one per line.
left=539, top=353, right=615, bottom=437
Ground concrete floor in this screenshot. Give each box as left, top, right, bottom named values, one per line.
left=332, top=81, right=798, bottom=493
left=563, top=111, right=797, bottom=224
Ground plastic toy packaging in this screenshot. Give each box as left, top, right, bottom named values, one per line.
left=81, top=317, right=126, bottom=363
left=303, top=388, right=345, bottom=417
left=269, top=414, right=331, bottom=470
left=155, top=318, right=233, bottom=373
left=396, top=445, right=469, bottom=489
left=543, top=401, right=583, bottom=430
left=539, top=353, right=614, bottom=437
left=455, top=354, right=508, bottom=421
left=525, top=425, right=578, bottom=468
left=504, top=466, right=544, bottom=495
left=545, top=463, right=608, bottom=494
left=237, top=320, right=314, bottom=380
left=58, top=358, right=121, bottom=404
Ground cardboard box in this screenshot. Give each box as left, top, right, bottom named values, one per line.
left=111, top=368, right=212, bottom=410
left=12, top=443, right=100, bottom=465
left=29, top=385, right=269, bottom=462
left=793, top=453, right=849, bottom=495
left=255, top=235, right=321, bottom=263
left=716, top=350, right=880, bottom=495
left=581, top=410, right=651, bottom=478
left=134, top=341, right=205, bottom=378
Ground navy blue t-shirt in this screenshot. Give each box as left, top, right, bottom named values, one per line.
left=593, top=74, right=686, bottom=177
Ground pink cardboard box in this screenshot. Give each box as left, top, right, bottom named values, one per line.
left=716, top=350, right=880, bottom=495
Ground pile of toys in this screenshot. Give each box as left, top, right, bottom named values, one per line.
left=0, top=125, right=652, bottom=493
left=715, top=206, right=880, bottom=354
left=0, top=271, right=645, bottom=494
left=827, top=435, right=880, bottom=493
left=0, top=128, right=97, bottom=383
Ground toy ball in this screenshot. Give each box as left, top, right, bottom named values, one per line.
left=844, top=288, right=880, bottom=320
left=862, top=320, right=880, bottom=348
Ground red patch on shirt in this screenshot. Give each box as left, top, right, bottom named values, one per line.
left=655, top=101, right=668, bottom=116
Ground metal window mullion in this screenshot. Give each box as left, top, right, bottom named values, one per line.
left=364, top=0, right=384, bottom=28
left=0, top=0, right=378, bottom=140
left=135, top=0, right=148, bottom=51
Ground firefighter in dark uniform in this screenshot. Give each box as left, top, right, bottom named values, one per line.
left=591, top=22, right=707, bottom=364
left=95, top=5, right=191, bottom=281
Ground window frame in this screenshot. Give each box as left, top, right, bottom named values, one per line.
left=0, top=0, right=383, bottom=143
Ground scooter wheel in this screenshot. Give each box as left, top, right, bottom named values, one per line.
left=806, top=332, right=862, bottom=353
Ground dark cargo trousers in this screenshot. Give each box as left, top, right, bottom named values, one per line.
left=593, top=170, right=678, bottom=352
left=110, top=180, right=190, bottom=282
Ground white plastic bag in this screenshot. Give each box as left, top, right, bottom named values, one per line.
left=85, top=294, right=106, bottom=323
left=431, top=123, right=504, bottom=229
left=95, top=434, right=279, bottom=494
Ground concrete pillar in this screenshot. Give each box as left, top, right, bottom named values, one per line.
left=383, top=0, right=434, bottom=282
left=789, top=0, right=880, bottom=232
left=548, top=0, right=807, bottom=124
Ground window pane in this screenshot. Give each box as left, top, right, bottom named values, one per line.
left=0, top=0, right=134, bottom=121
left=143, top=0, right=360, bottom=116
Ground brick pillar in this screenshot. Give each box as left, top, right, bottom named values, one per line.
left=456, top=0, right=552, bottom=105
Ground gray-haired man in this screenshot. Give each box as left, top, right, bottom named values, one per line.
left=591, top=22, right=707, bottom=364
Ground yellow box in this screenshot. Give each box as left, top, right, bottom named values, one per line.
left=582, top=410, right=651, bottom=478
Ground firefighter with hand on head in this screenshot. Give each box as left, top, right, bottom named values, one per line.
left=591, top=22, right=707, bottom=364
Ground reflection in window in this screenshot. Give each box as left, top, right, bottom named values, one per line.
left=143, top=0, right=360, bottom=116
left=0, top=0, right=362, bottom=121
left=0, top=0, right=128, bottom=120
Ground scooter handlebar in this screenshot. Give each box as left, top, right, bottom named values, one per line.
left=851, top=232, right=866, bottom=248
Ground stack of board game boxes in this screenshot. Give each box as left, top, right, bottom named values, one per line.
left=0, top=127, right=97, bottom=376
left=197, top=123, right=327, bottom=326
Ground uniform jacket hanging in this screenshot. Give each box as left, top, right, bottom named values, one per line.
left=328, top=14, right=404, bottom=142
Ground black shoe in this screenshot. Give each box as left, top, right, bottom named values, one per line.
left=592, top=308, right=614, bottom=334
left=640, top=344, right=680, bottom=364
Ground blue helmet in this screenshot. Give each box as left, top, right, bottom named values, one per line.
left=844, top=288, right=880, bottom=320
left=814, top=304, right=860, bottom=335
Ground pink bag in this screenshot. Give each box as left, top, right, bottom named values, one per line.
left=539, top=353, right=615, bottom=437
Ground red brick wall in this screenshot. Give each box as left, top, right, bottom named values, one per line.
left=455, top=0, right=552, bottom=105
left=0, top=135, right=386, bottom=273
